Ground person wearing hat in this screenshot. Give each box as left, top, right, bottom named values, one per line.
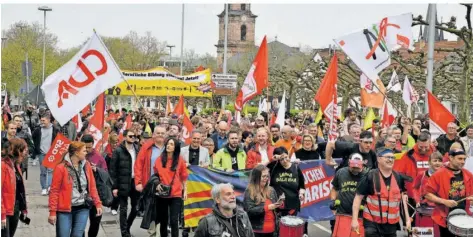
left=352, top=148, right=410, bottom=237
left=330, top=153, right=368, bottom=235
left=424, top=148, right=473, bottom=237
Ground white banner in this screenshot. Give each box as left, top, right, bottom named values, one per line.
left=334, top=13, right=414, bottom=81
left=41, top=32, right=123, bottom=126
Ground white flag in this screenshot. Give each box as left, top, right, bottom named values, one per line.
left=387, top=70, right=402, bottom=92
left=360, top=73, right=379, bottom=94
left=402, top=76, right=414, bottom=105
left=275, top=91, right=286, bottom=128
left=334, top=13, right=414, bottom=81
left=42, top=32, right=123, bottom=126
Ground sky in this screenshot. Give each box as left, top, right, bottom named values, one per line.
left=1, top=3, right=468, bottom=57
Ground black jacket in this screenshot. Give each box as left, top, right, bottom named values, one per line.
left=31, top=125, right=59, bottom=157
left=138, top=174, right=161, bottom=229
left=109, top=142, right=139, bottom=197
left=194, top=205, right=254, bottom=237
left=94, top=167, right=114, bottom=207
left=436, top=134, right=464, bottom=155
left=243, top=187, right=278, bottom=236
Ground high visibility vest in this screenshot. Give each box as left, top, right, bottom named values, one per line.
left=363, top=171, right=401, bottom=224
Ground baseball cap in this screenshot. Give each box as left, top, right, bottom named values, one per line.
left=349, top=153, right=364, bottom=169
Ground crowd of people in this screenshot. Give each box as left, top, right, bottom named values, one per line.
left=1, top=103, right=473, bottom=237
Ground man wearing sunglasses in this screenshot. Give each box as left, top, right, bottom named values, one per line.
left=109, top=129, right=140, bottom=237
left=352, top=148, right=410, bottom=237
left=325, top=131, right=377, bottom=170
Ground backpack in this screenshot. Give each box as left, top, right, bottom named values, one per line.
left=93, top=167, right=114, bottom=207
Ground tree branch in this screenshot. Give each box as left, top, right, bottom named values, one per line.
left=461, top=4, right=472, bottom=31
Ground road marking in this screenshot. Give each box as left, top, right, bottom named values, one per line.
left=313, top=223, right=332, bottom=234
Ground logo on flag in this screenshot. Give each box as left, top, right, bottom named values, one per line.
left=41, top=31, right=123, bottom=126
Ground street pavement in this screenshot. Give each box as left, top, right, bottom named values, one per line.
left=15, top=161, right=407, bottom=237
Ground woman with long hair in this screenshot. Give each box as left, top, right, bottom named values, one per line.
left=153, top=137, right=188, bottom=237
left=1, top=138, right=28, bottom=237
left=244, top=164, right=280, bottom=237
left=48, top=141, right=103, bottom=237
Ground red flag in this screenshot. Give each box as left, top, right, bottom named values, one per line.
left=72, top=114, right=83, bottom=133
left=380, top=99, right=396, bottom=129
left=42, top=133, right=71, bottom=169
left=194, top=65, right=205, bottom=72
left=88, top=93, right=105, bottom=149
left=427, top=90, right=456, bottom=139
left=81, top=104, right=91, bottom=117
left=3, top=91, right=10, bottom=114
left=182, top=114, right=194, bottom=145
left=235, top=36, right=268, bottom=111
left=125, top=114, right=133, bottom=130
left=314, top=55, right=339, bottom=141
left=165, top=93, right=172, bottom=115
left=269, top=113, right=276, bottom=126
left=173, top=95, right=185, bottom=116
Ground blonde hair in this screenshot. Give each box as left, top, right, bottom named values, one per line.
left=256, top=127, right=272, bottom=145
left=449, top=142, right=463, bottom=151
left=301, top=134, right=316, bottom=150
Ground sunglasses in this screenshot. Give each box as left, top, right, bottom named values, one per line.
left=128, top=135, right=137, bottom=138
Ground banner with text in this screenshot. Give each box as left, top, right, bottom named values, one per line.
left=42, top=133, right=71, bottom=169
left=106, top=67, right=212, bottom=97
left=184, top=159, right=340, bottom=227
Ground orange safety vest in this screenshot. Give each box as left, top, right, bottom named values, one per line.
left=363, top=171, right=401, bottom=224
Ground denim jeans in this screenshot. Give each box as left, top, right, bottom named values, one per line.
left=56, top=207, right=89, bottom=237
left=38, top=154, right=52, bottom=190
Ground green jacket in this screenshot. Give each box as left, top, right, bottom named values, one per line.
left=212, top=146, right=247, bottom=171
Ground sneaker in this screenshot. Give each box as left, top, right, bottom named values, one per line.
left=41, top=189, right=48, bottom=196
left=111, top=210, right=118, bottom=215
left=32, top=160, right=37, bottom=166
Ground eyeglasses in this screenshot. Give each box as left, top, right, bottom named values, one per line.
left=261, top=175, right=270, bottom=178
left=382, top=156, right=395, bottom=160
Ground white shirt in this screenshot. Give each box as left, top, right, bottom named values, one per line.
left=129, top=146, right=137, bottom=178
left=259, top=145, right=268, bottom=164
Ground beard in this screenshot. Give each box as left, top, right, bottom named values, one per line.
left=220, top=198, right=236, bottom=210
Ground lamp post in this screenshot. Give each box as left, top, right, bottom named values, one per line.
left=38, top=5, right=52, bottom=87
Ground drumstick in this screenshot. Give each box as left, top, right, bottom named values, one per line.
left=456, top=196, right=471, bottom=204
left=355, top=229, right=360, bottom=235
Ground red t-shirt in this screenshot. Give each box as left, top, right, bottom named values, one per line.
left=255, top=200, right=276, bottom=233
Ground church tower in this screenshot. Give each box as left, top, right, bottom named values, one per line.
left=215, top=4, right=257, bottom=69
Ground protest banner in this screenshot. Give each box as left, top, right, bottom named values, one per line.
left=42, top=133, right=71, bottom=169
left=105, top=67, right=212, bottom=97
left=184, top=159, right=341, bottom=227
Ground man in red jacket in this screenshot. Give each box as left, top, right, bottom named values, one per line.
left=134, top=126, right=166, bottom=192
left=393, top=132, right=433, bottom=221
left=424, top=149, right=473, bottom=237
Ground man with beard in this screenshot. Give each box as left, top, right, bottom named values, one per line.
left=269, top=124, right=281, bottom=144
left=274, top=125, right=302, bottom=157
left=424, top=149, right=473, bottom=237
left=246, top=128, right=275, bottom=169
left=168, top=121, right=185, bottom=147
left=394, top=131, right=434, bottom=222
left=307, top=123, right=325, bottom=143
left=254, top=115, right=266, bottom=129
left=194, top=183, right=254, bottom=237
left=110, top=129, right=140, bottom=237
left=213, top=130, right=247, bottom=172
left=181, top=130, right=210, bottom=167
left=330, top=153, right=368, bottom=234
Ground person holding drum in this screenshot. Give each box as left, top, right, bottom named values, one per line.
left=351, top=148, right=411, bottom=237
left=267, top=146, right=307, bottom=237
left=424, top=148, right=473, bottom=237
left=243, top=164, right=280, bottom=237
left=330, top=153, right=368, bottom=236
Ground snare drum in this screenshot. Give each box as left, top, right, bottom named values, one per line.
left=279, top=216, right=304, bottom=237
left=447, top=209, right=473, bottom=237
left=332, top=214, right=364, bottom=237
left=415, top=207, right=440, bottom=237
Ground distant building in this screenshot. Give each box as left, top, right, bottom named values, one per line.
left=215, top=3, right=257, bottom=68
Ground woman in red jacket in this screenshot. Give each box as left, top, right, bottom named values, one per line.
left=154, top=137, right=188, bottom=237
left=1, top=138, right=28, bottom=237
left=48, top=141, right=103, bottom=237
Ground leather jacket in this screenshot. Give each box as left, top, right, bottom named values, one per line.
left=137, top=174, right=161, bottom=229
left=194, top=204, right=254, bottom=237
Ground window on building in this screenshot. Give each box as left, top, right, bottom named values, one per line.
left=241, top=4, right=246, bottom=10
left=241, top=25, right=247, bottom=41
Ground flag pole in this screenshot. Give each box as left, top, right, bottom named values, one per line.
left=266, top=88, right=270, bottom=127
left=93, top=29, right=145, bottom=109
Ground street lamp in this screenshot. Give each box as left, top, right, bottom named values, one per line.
left=166, top=45, right=175, bottom=58
left=38, top=5, right=52, bottom=87
left=1, top=37, right=7, bottom=49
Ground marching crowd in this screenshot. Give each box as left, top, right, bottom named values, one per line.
left=1, top=103, right=473, bottom=237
